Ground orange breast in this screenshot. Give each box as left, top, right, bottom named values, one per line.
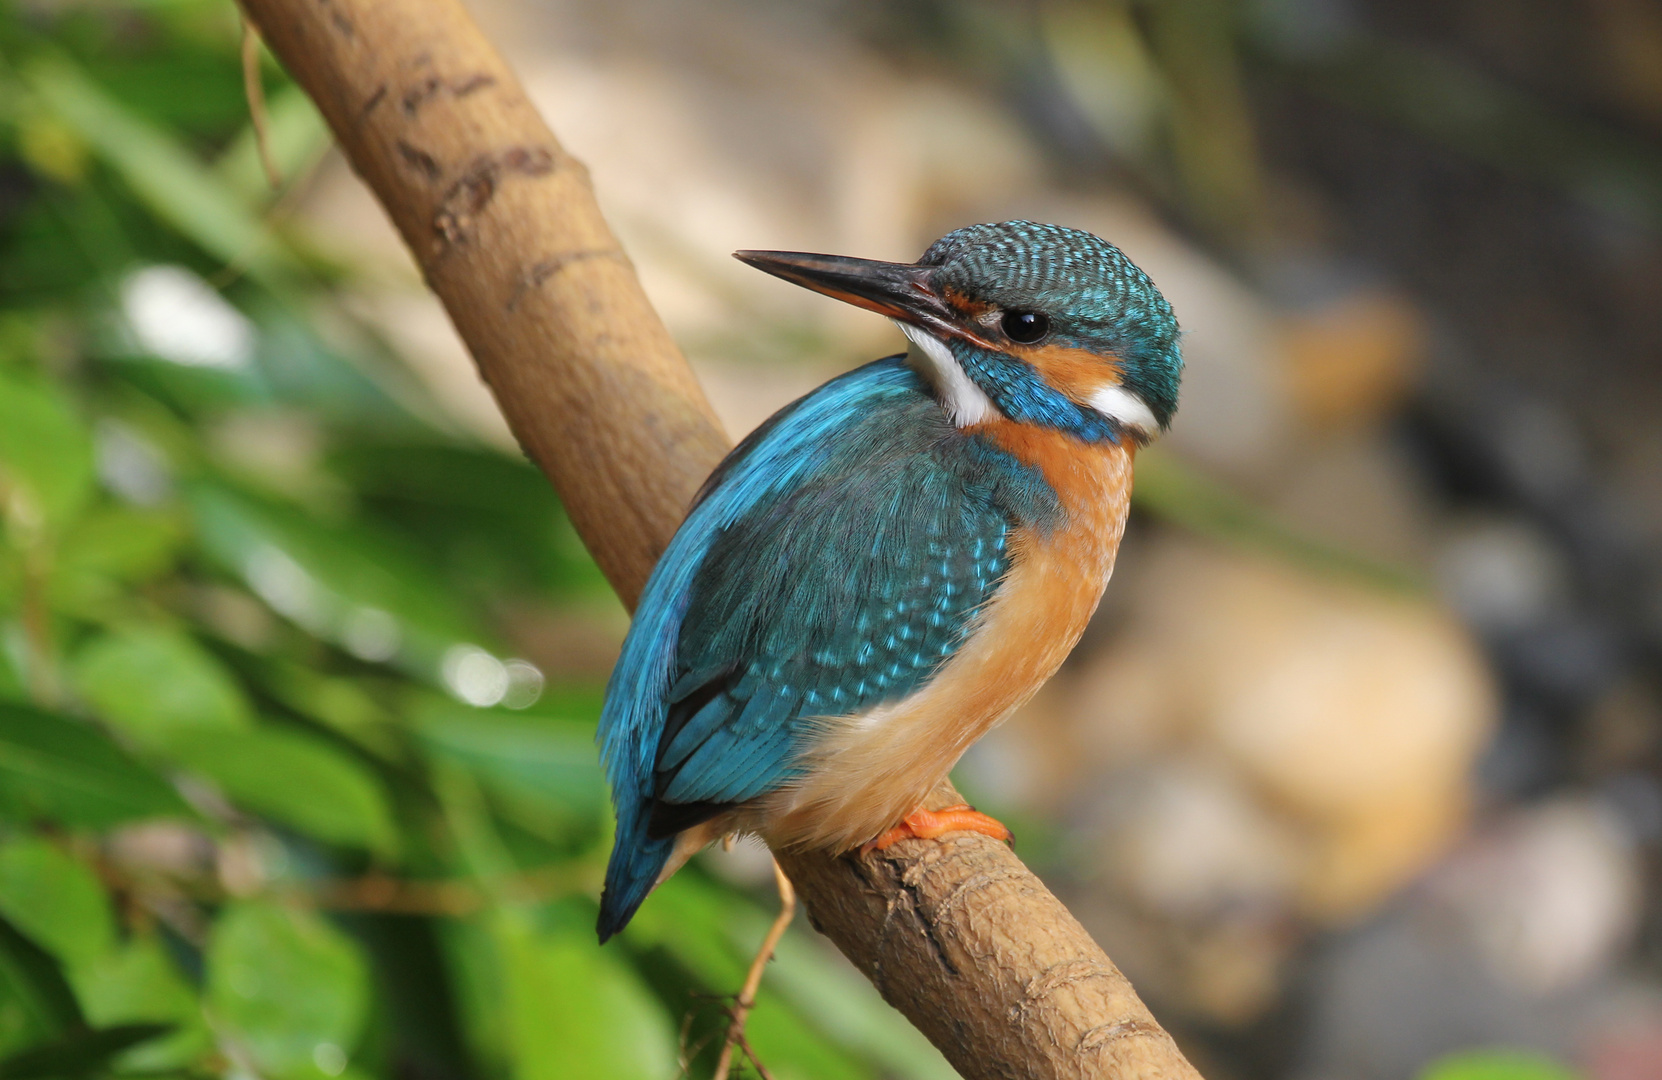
left=756, top=421, right=1136, bottom=852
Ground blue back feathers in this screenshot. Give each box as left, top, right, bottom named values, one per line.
left=596, top=358, right=1058, bottom=940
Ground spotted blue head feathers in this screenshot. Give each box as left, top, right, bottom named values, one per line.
left=738, top=220, right=1182, bottom=441
left=919, top=221, right=1183, bottom=431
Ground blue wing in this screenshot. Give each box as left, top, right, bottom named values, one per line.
left=595, top=357, right=1056, bottom=940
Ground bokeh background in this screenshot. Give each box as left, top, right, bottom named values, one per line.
left=1, top=0, right=1660, bottom=1078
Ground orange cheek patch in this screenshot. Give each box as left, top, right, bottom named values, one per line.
left=1009, top=342, right=1124, bottom=405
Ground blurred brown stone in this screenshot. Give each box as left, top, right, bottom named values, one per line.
left=1281, top=289, right=1426, bottom=433
left=1025, top=535, right=1497, bottom=1021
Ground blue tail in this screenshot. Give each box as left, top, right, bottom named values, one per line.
left=596, top=807, right=675, bottom=943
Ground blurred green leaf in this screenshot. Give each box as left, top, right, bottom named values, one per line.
left=1420, top=1049, right=1581, bottom=1080
left=231, top=301, right=447, bottom=431
left=0, top=701, right=189, bottom=828
left=207, top=901, right=369, bottom=1080
left=168, top=727, right=397, bottom=855
left=0, top=839, right=113, bottom=970
left=0, top=992, right=40, bottom=1065
left=416, top=705, right=605, bottom=839
left=436, top=918, right=507, bottom=1076
left=495, top=909, right=675, bottom=1080
left=53, top=507, right=182, bottom=585
left=332, top=442, right=609, bottom=600
left=58, top=24, right=261, bottom=136
left=49, top=507, right=184, bottom=615
left=191, top=482, right=484, bottom=673
left=73, top=627, right=253, bottom=746
left=254, top=660, right=402, bottom=758
left=0, top=368, right=94, bottom=529
left=0, top=1022, right=170, bottom=1079
left=25, top=54, right=296, bottom=283
left=73, top=935, right=210, bottom=1071
left=0, top=913, right=83, bottom=1044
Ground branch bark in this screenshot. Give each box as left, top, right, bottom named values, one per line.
left=239, top=0, right=1204, bottom=1076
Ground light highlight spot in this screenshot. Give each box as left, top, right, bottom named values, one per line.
left=121, top=265, right=253, bottom=370
left=442, top=644, right=510, bottom=707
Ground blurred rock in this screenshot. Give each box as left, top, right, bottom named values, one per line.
left=1294, top=897, right=1583, bottom=1080
left=1436, top=516, right=1573, bottom=635
left=1195, top=573, right=1485, bottom=830
left=1061, top=876, right=1294, bottom=1029
left=1294, top=796, right=1643, bottom=1080
left=1272, top=429, right=1438, bottom=568
left=1030, top=536, right=1497, bottom=1024
left=1073, top=538, right=1494, bottom=916
left=1581, top=682, right=1662, bottom=778
left=1429, top=798, right=1642, bottom=996
left=1280, top=287, right=1426, bottom=433
left=1099, top=760, right=1299, bottom=921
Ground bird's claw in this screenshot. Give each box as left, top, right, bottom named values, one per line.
left=860, top=803, right=1013, bottom=854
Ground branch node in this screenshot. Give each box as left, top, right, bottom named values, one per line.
left=395, top=139, right=442, bottom=180
left=1077, top=1019, right=1168, bottom=1055
left=431, top=147, right=557, bottom=251
left=507, top=249, right=625, bottom=311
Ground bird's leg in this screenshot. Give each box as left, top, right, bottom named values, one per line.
left=861, top=803, right=1013, bottom=853
left=711, top=858, right=795, bottom=1080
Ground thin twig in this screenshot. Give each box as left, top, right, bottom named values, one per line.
left=240, top=19, right=283, bottom=191
left=736, top=1032, right=775, bottom=1080
left=675, top=1010, right=696, bottom=1080
left=712, top=859, right=795, bottom=1080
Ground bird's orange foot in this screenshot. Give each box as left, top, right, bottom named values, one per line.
left=860, top=804, right=1013, bottom=854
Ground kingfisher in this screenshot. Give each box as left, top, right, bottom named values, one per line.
left=596, top=220, right=1181, bottom=942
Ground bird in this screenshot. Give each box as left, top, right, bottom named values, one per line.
left=596, top=220, right=1182, bottom=942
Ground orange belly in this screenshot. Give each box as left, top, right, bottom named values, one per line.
left=753, top=422, right=1135, bottom=852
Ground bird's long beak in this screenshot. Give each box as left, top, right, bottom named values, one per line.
left=733, top=250, right=959, bottom=337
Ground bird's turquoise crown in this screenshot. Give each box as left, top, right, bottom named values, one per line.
left=922, top=220, right=1184, bottom=435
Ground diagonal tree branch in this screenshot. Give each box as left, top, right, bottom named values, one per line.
left=237, top=0, right=1204, bottom=1075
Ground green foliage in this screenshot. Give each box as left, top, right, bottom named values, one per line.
left=0, top=2, right=953, bottom=1077
left=74, top=937, right=211, bottom=1069
left=207, top=902, right=371, bottom=1078
left=0, top=367, right=95, bottom=529
left=494, top=908, right=676, bottom=1080
left=0, top=839, right=114, bottom=970
left=1419, top=1049, right=1581, bottom=1080
left=0, top=703, right=191, bottom=827
left=167, top=728, right=399, bottom=856
left=74, top=628, right=254, bottom=742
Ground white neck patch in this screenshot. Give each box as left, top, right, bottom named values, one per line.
left=895, top=320, right=995, bottom=428
left=1088, top=384, right=1159, bottom=440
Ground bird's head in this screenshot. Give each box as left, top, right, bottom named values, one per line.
left=736, top=220, right=1182, bottom=444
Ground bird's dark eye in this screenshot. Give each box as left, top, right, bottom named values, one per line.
left=1000, top=310, right=1050, bottom=344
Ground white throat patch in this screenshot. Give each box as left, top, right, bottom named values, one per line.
left=895, top=321, right=995, bottom=428
left=1088, top=384, right=1159, bottom=440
